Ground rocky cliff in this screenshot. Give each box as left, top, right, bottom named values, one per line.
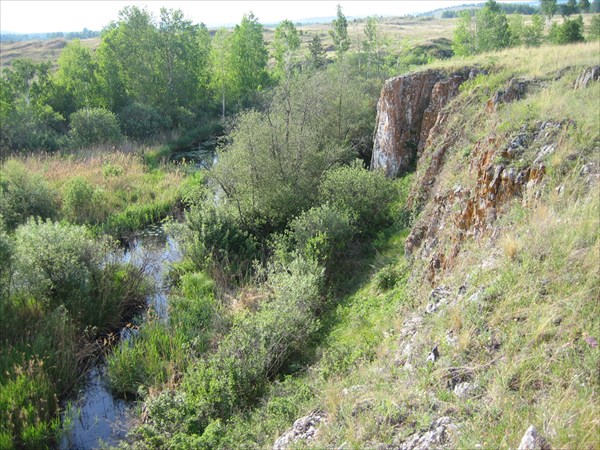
left=371, top=68, right=476, bottom=177
left=373, top=64, right=599, bottom=282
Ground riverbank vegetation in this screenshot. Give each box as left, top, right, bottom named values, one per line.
left=1, top=1, right=599, bottom=449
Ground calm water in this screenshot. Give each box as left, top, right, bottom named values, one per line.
left=59, top=231, right=181, bottom=450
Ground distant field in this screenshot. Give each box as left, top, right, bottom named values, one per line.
left=2, top=14, right=595, bottom=70
left=0, top=16, right=457, bottom=69
left=0, top=36, right=99, bottom=67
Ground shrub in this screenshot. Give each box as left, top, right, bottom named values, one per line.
left=289, top=203, right=354, bottom=264
left=69, top=107, right=122, bottom=147
left=62, top=177, right=106, bottom=224
left=10, top=219, right=143, bottom=332
left=319, top=163, right=395, bottom=236
left=118, top=103, right=167, bottom=141
left=590, top=14, right=600, bottom=40
left=549, top=16, right=585, bottom=44
left=180, top=199, right=257, bottom=281
left=0, top=160, right=58, bottom=230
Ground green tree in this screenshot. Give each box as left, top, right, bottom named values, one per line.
left=273, top=20, right=301, bottom=79
left=51, top=40, right=103, bottom=118
left=593, top=0, right=600, bottom=13
left=228, top=12, right=270, bottom=106
left=69, top=107, right=122, bottom=147
left=579, top=0, right=591, bottom=13
left=363, top=16, right=384, bottom=78
left=452, top=1, right=510, bottom=56
left=509, top=14, right=545, bottom=47
left=209, top=28, right=233, bottom=118
left=549, top=15, right=585, bottom=43
left=541, top=0, right=558, bottom=20
left=330, top=4, right=350, bottom=60
left=156, top=8, right=211, bottom=122
left=590, top=14, right=600, bottom=38
left=560, top=0, right=579, bottom=16
left=308, top=35, right=327, bottom=69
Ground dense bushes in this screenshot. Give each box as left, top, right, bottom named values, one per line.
left=69, top=107, right=122, bottom=147
left=549, top=15, right=585, bottom=44
left=320, top=164, right=396, bottom=235
left=0, top=160, right=58, bottom=230
left=0, top=218, right=150, bottom=448
left=118, top=102, right=167, bottom=141
left=133, top=256, right=324, bottom=445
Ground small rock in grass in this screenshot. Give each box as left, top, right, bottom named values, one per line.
left=517, top=425, right=552, bottom=450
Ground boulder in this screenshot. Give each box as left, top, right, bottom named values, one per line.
left=517, top=425, right=552, bottom=450
left=273, top=410, right=326, bottom=450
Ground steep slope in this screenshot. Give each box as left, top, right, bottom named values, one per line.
left=215, top=43, right=599, bottom=450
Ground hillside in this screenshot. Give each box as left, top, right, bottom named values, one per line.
left=176, top=43, right=597, bottom=449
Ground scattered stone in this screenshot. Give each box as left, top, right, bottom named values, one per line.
left=486, top=78, right=531, bottom=113
left=453, top=382, right=476, bottom=399
left=273, top=410, right=327, bottom=450
left=396, top=416, right=458, bottom=450
left=341, top=385, right=366, bottom=395
left=574, top=65, right=600, bottom=90
left=426, top=344, right=440, bottom=363
left=516, top=425, right=552, bottom=450
left=426, top=285, right=451, bottom=314
left=445, top=331, right=458, bottom=346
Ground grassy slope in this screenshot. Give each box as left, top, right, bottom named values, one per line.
left=217, top=42, right=600, bottom=449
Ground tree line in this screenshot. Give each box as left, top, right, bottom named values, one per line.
left=453, top=0, right=599, bottom=56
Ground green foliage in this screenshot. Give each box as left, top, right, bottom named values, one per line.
left=319, top=164, right=395, bottom=235
left=0, top=361, right=59, bottom=450
left=69, top=107, right=122, bottom=147
left=509, top=14, right=545, bottom=47
left=210, top=68, right=373, bottom=234
left=140, top=256, right=324, bottom=442
left=62, top=177, right=106, bottom=224
left=579, top=0, right=591, bottom=12
left=97, top=6, right=211, bottom=120
left=541, top=0, right=558, bottom=20
left=289, top=203, right=354, bottom=264
left=0, top=160, right=58, bottom=230
left=106, top=321, right=188, bottom=397
left=51, top=40, right=102, bottom=118
left=178, top=197, right=257, bottom=279
left=308, top=35, right=327, bottom=69
left=452, top=1, right=511, bottom=56
left=330, top=4, right=350, bottom=59
left=549, top=15, right=585, bottom=44
left=228, top=13, right=270, bottom=105
left=118, top=102, right=168, bottom=140
left=589, top=14, right=600, bottom=39
left=273, top=20, right=301, bottom=78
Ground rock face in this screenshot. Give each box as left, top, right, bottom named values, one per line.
left=371, top=69, right=471, bottom=178
left=272, top=410, right=326, bottom=450
left=405, top=119, right=569, bottom=282
left=517, top=425, right=552, bottom=450
left=574, top=65, right=599, bottom=90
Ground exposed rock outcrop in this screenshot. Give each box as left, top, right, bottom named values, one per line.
left=486, top=78, right=533, bottom=113
left=405, top=119, right=570, bottom=282
left=371, top=68, right=473, bottom=177
left=517, top=425, right=552, bottom=450
left=396, top=416, right=458, bottom=450
left=574, top=65, right=599, bottom=90
left=272, top=410, right=326, bottom=450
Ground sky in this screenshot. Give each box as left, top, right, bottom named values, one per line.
left=0, top=0, right=517, bottom=34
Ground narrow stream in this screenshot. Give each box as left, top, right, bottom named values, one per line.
left=59, top=229, right=181, bottom=450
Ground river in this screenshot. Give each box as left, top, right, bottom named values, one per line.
left=59, top=229, right=181, bottom=450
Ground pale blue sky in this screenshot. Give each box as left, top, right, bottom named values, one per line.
left=1, top=1, right=527, bottom=33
